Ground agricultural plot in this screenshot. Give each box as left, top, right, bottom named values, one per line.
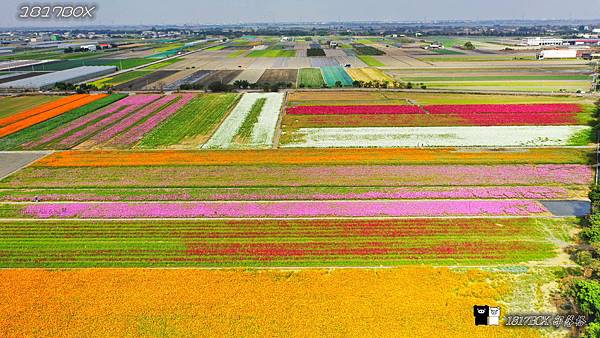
left=15, top=94, right=196, bottom=150
left=321, top=66, right=353, bottom=87
left=310, top=57, right=338, bottom=67
left=203, top=92, right=284, bottom=149
left=282, top=125, right=590, bottom=148
left=352, top=44, right=385, bottom=55
left=0, top=268, right=542, bottom=337
left=307, top=48, right=326, bottom=57
left=0, top=94, right=108, bottom=139
left=0, top=218, right=566, bottom=266
left=1, top=162, right=590, bottom=189
left=346, top=68, right=394, bottom=83
left=113, top=70, right=179, bottom=91
left=283, top=103, right=592, bottom=128
left=7, top=200, right=552, bottom=219
left=0, top=95, right=64, bottom=120
left=357, top=55, right=385, bottom=66
left=298, top=68, right=325, bottom=88
left=194, top=70, right=242, bottom=86
left=257, top=69, right=298, bottom=85
left=78, top=94, right=196, bottom=149
left=164, top=70, right=212, bottom=90
left=136, top=93, right=240, bottom=148
left=90, top=71, right=152, bottom=89
left=246, top=49, right=296, bottom=57
left=229, top=69, right=265, bottom=84
left=27, top=147, right=592, bottom=166
left=0, top=95, right=126, bottom=151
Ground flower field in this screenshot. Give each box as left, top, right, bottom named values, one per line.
left=0, top=89, right=595, bottom=336
left=424, top=103, right=582, bottom=114
left=12, top=199, right=550, bottom=219
left=283, top=103, right=587, bottom=128
left=346, top=68, right=394, bottom=83
left=1, top=164, right=589, bottom=188
left=287, top=105, right=422, bottom=115
left=0, top=94, right=126, bottom=150
left=0, top=267, right=540, bottom=336
left=0, top=218, right=569, bottom=266
left=0, top=94, right=107, bottom=138
left=283, top=126, right=590, bottom=147
left=0, top=95, right=65, bottom=120
left=0, top=94, right=84, bottom=126
left=135, top=93, right=239, bottom=149
left=14, top=94, right=199, bottom=150
left=203, top=93, right=284, bottom=149
left=30, top=148, right=591, bottom=166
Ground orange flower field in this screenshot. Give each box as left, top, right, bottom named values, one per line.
left=0, top=94, right=87, bottom=127
left=0, top=94, right=107, bottom=138
left=0, top=267, right=539, bottom=337
left=33, top=147, right=589, bottom=167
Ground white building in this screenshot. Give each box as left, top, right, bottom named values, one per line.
left=523, top=37, right=564, bottom=46
left=537, top=49, right=578, bottom=60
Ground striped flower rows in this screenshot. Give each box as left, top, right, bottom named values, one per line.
left=24, top=95, right=159, bottom=148
left=105, top=94, right=195, bottom=147
left=85, top=95, right=179, bottom=146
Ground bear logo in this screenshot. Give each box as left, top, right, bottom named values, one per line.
left=473, top=305, right=489, bottom=325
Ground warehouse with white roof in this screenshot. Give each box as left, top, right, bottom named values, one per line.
left=0, top=66, right=116, bottom=90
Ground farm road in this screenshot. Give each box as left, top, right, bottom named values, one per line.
left=0, top=152, right=51, bottom=180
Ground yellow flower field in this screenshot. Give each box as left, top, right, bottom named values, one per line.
left=0, top=267, right=539, bottom=337
left=346, top=68, right=394, bottom=83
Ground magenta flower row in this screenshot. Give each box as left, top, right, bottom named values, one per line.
left=286, top=103, right=582, bottom=115
left=22, top=200, right=549, bottom=218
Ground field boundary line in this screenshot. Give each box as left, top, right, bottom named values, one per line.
left=0, top=215, right=577, bottom=221
left=0, top=264, right=575, bottom=271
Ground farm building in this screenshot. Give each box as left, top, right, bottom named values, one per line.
left=522, top=37, right=564, bottom=46
left=0, top=65, right=116, bottom=90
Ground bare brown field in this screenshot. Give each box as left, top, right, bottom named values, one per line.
left=257, top=69, right=298, bottom=85
left=114, top=70, right=179, bottom=91
left=195, top=70, right=243, bottom=86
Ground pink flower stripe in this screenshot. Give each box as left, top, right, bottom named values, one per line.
left=106, top=94, right=195, bottom=147
left=25, top=95, right=159, bottom=148
left=56, top=95, right=161, bottom=148
left=22, top=200, right=549, bottom=218
left=86, top=95, right=178, bottom=146
left=287, top=105, right=425, bottom=115
left=452, top=112, right=578, bottom=126
left=214, top=186, right=572, bottom=201
left=424, top=104, right=582, bottom=114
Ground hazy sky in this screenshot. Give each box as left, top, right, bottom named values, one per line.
left=2, top=0, right=600, bottom=27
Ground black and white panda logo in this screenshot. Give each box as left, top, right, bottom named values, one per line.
left=473, top=305, right=489, bottom=325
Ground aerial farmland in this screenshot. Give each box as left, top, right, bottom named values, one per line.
left=1, top=8, right=600, bottom=337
